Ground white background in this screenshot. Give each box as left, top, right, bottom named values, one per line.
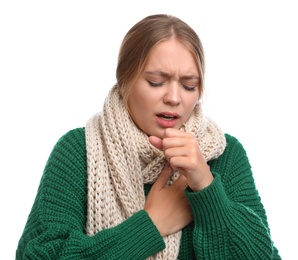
left=1, top=1, right=297, bottom=259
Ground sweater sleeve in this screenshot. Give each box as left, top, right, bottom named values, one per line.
left=16, top=128, right=165, bottom=260
left=185, top=134, right=281, bottom=259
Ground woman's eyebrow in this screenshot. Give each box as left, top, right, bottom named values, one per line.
left=180, top=75, right=200, bottom=81
left=144, top=71, right=199, bottom=81
left=144, top=70, right=171, bottom=78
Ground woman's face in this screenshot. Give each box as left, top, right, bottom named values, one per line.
left=127, top=38, right=200, bottom=139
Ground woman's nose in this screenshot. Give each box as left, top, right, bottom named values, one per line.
left=163, top=82, right=181, bottom=106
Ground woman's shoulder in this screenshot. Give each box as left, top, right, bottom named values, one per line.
left=54, top=127, right=86, bottom=148
left=209, top=133, right=252, bottom=180
left=224, top=133, right=246, bottom=152
left=58, top=127, right=85, bottom=142
left=213, top=133, right=249, bottom=165
left=47, top=127, right=86, bottom=161
left=43, top=127, right=87, bottom=182
left=224, top=133, right=239, bottom=144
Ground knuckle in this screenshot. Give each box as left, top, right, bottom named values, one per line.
left=164, top=149, right=171, bottom=159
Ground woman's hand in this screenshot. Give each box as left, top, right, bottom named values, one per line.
left=149, top=128, right=213, bottom=192
left=144, top=164, right=193, bottom=237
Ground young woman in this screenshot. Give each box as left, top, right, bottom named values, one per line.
left=16, top=14, right=281, bottom=259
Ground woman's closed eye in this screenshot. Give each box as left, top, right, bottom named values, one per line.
left=147, top=80, right=165, bottom=87
left=146, top=79, right=197, bottom=92
left=181, top=84, right=196, bottom=92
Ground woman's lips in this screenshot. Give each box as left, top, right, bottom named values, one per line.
left=156, top=113, right=180, bottom=128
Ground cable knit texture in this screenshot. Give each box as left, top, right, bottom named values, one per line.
left=16, top=128, right=282, bottom=259
left=85, top=85, right=226, bottom=259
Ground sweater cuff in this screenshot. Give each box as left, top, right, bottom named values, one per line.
left=185, top=173, right=233, bottom=230
left=117, top=210, right=165, bottom=257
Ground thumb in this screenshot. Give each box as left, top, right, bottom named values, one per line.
left=149, top=136, right=163, bottom=151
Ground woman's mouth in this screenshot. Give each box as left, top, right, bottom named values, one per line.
left=156, top=113, right=180, bottom=128
left=159, top=114, right=177, bottom=120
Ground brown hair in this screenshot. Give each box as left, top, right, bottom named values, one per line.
left=116, top=14, right=205, bottom=107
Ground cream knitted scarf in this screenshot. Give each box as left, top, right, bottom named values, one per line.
left=85, top=85, right=226, bottom=259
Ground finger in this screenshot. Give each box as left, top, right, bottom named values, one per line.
left=171, top=174, right=188, bottom=190
left=149, top=136, right=163, bottom=151
left=163, top=134, right=197, bottom=150
left=163, top=140, right=198, bottom=161
left=164, top=128, right=194, bottom=138
left=164, top=148, right=187, bottom=163
left=163, top=138, right=186, bottom=150
left=152, top=164, right=172, bottom=190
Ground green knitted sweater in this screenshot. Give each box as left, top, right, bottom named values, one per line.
left=16, top=128, right=281, bottom=259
